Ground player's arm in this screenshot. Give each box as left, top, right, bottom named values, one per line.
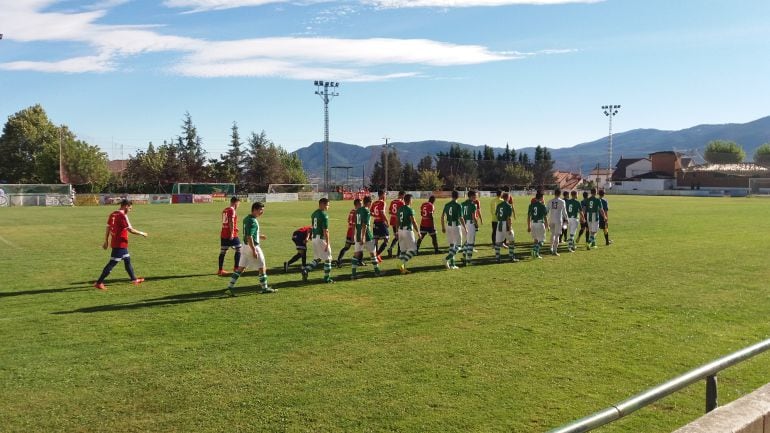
left=460, top=216, right=467, bottom=234
left=128, top=227, right=148, bottom=237
left=247, top=235, right=259, bottom=257
left=228, top=213, right=236, bottom=239
left=512, top=206, right=516, bottom=220
left=527, top=213, right=532, bottom=232
left=102, top=225, right=111, bottom=249
left=476, top=207, right=483, bottom=225
left=410, top=215, right=419, bottom=238
left=323, top=227, right=330, bottom=250
left=544, top=214, right=549, bottom=231
left=441, top=209, right=446, bottom=233
left=601, top=208, right=608, bottom=222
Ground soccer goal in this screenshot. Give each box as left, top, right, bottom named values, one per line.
left=748, top=178, right=770, bottom=196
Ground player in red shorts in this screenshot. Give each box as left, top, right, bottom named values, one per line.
left=415, top=195, right=440, bottom=254
left=386, top=190, right=405, bottom=257
left=371, top=190, right=390, bottom=255
left=94, top=199, right=148, bottom=290
left=335, top=204, right=358, bottom=267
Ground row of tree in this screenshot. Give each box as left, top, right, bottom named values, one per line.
left=368, top=143, right=555, bottom=191
left=704, top=140, right=770, bottom=165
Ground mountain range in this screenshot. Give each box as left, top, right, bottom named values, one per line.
left=294, top=116, right=770, bottom=180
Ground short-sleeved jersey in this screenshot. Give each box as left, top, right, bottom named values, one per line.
left=221, top=206, right=238, bottom=239
left=599, top=197, right=609, bottom=221
left=243, top=214, right=260, bottom=246
left=566, top=199, right=581, bottom=219
left=580, top=198, right=588, bottom=212
left=507, top=196, right=514, bottom=205
left=495, top=201, right=512, bottom=222
left=420, top=202, right=435, bottom=227
left=389, top=199, right=405, bottom=225
left=461, top=199, right=478, bottom=224
left=355, top=206, right=373, bottom=242
left=346, top=208, right=356, bottom=237
left=443, top=201, right=463, bottom=226
left=397, top=205, right=415, bottom=230
left=490, top=197, right=504, bottom=216
left=473, top=198, right=481, bottom=219
left=311, top=209, right=329, bottom=237
left=547, top=197, right=568, bottom=222
left=371, top=199, right=387, bottom=223
left=586, top=197, right=603, bottom=222
left=294, top=226, right=312, bottom=237
left=528, top=201, right=547, bottom=223
left=108, top=210, right=131, bottom=248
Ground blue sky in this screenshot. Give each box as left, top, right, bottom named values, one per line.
left=1, top=0, right=768, bottom=160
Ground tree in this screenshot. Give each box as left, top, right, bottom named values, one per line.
left=401, top=162, right=420, bottom=190
left=502, top=164, right=533, bottom=188
left=243, top=131, right=284, bottom=192
left=532, top=145, right=555, bottom=188
left=176, top=112, right=207, bottom=181
left=369, top=149, right=402, bottom=190
left=0, top=104, right=59, bottom=183
left=418, top=170, right=443, bottom=191
left=753, top=143, right=770, bottom=166
left=436, top=144, right=478, bottom=189
left=417, top=155, right=434, bottom=172
left=704, top=140, right=745, bottom=164
left=61, top=133, right=110, bottom=191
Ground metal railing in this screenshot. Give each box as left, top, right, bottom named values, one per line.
left=547, top=338, right=770, bottom=433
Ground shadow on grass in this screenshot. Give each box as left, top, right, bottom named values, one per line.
left=68, top=273, right=214, bottom=285
left=0, top=286, right=94, bottom=298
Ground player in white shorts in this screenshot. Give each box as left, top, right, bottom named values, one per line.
left=352, top=196, right=383, bottom=279
left=547, top=188, right=568, bottom=256
left=441, top=190, right=466, bottom=270
left=493, top=192, right=518, bottom=262
left=225, top=201, right=274, bottom=296
left=527, top=192, right=549, bottom=259
left=566, top=190, right=582, bottom=252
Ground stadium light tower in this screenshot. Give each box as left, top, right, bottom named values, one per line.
left=602, top=104, right=621, bottom=177
left=382, top=137, right=393, bottom=193
left=313, top=81, right=340, bottom=193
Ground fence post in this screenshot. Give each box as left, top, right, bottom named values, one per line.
left=705, top=375, right=718, bottom=413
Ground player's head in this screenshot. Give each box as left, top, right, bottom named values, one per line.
left=554, top=188, right=561, bottom=197
left=599, top=189, right=605, bottom=197
left=571, top=190, right=578, bottom=198
left=378, top=190, right=385, bottom=199
left=230, top=196, right=241, bottom=209
left=468, top=190, right=477, bottom=200
left=495, top=189, right=502, bottom=197
left=428, top=195, right=435, bottom=203
left=404, top=194, right=413, bottom=205
left=582, top=191, right=589, bottom=199
left=119, top=199, right=132, bottom=212
left=398, top=190, right=405, bottom=198
left=535, top=192, right=543, bottom=201
left=251, top=201, right=264, bottom=216
left=590, top=187, right=597, bottom=195
left=451, top=190, right=459, bottom=200
left=354, top=198, right=362, bottom=208
left=363, top=196, right=372, bottom=206
left=318, top=197, right=329, bottom=210
left=562, top=190, right=569, bottom=199
left=501, top=192, right=509, bottom=201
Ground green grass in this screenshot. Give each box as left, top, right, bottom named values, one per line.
left=1, top=196, right=769, bottom=432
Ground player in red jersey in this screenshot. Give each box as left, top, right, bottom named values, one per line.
left=283, top=225, right=312, bottom=272
left=335, top=205, right=358, bottom=268
left=386, top=190, right=405, bottom=257
left=371, top=190, right=390, bottom=255
left=94, top=199, right=148, bottom=290
left=218, top=196, right=242, bottom=276
left=415, top=195, right=440, bottom=254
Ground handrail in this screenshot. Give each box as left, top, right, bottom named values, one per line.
left=547, top=338, right=770, bottom=433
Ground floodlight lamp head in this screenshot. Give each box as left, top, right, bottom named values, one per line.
left=601, top=105, right=607, bottom=109
left=615, top=105, right=621, bottom=109
left=604, top=111, right=609, bottom=116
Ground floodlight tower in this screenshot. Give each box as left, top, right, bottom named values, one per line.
left=314, top=81, right=340, bottom=193
left=602, top=104, right=621, bottom=176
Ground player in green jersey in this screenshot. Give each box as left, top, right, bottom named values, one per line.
left=301, top=198, right=334, bottom=283
left=599, top=189, right=613, bottom=246
left=396, top=194, right=420, bottom=274
left=584, top=188, right=607, bottom=250
left=527, top=192, right=549, bottom=259
left=565, top=190, right=582, bottom=252
left=460, top=191, right=479, bottom=265
left=494, top=192, right=518, bottom=263
left=225, top=202, right=274, bottom=296
left=352, top=196, right=383, bottom=279
left=441, top=190, right=467, bottom=270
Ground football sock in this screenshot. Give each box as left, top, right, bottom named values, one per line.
left=508, top=244, right=515, bottom=259
left=97, top=260, right=118, bottom=283
left=377, top=240, right=388, bottom=255
left=569, top=235, right=574, bottom=249
left=218, top=248, right=227, bottom=270
left=123, top=256, right=137, bottom=280
left=351, top=257, right=359, bottom=277
left=287, top=253, right=302, bottom=266
left=323, top=261, right=332, bottom=281
left=389, top=237, right=398, bottom=251
left=337, top=244, right=351, bottom=262
left=431, top=235, right=439, bottom=252
left=415, top=237, right=423, bottom=251
left=233, top=247, right=241, bottom=269
left=304, top=259, right=320, bottom=272
left=466, top=244, right=474, bottom=262
left=403, top=250, right=415, bottom=263
left=495, top=244, right=501, bottom=259
left=227, top=270, right=241, bottom=288
left=604, top=233, right=610, bottom=244
left=259, top=274, right=268, bottom=289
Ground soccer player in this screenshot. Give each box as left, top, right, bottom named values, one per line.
left=547, top=189, right=568, bottom=256
left=494, top=192, right=518, bottom=263
left=461, top=190, right=479, bottom=265
left=396, top=194, right=420, bottom=274
left=301, top=198, right=334, bottom=283
left=599, top=189, right=613, bottom=246
left=527, top=192, right=549, bottom=259
left=335, top=204, right=358, bottom=267
left=218, top=196, right=242, bottom=276
left=565, top=190, right=582, bottom=252
left=577, top=191, right=590, bottom=243
left=415, top=195, right=440, bottom=254
left=284, top=225, right=311, bottom=272
left=353, top=196, right=383, bottom=279
left=490, top=190, right=504, bottom=245
left=371, top=190, right=390, bottom=255
left=560, top=190, right=570, bottom=243
left=224, top=201, right=274, bottom=296
left=386, top=190, right=406, bottom=257
left=441, top=190, right=466, bottom=270
left=584, top=188, right=608, bottom=250
left=94, top=199, right=148, bottom=290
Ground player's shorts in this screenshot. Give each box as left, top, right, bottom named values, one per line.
left=589, top=220, right=600, bottom=233
left=291, top=232, right=306, bottom=249
left=531, top=222, right=546, bottom=243
left=109, top=248, right=130, bottom=261
left=549, top=221, right=563, bottom=236
left=494, top=221, right=515, bottom=244
left=354, top=239, right=377, bottom=254
left=419, top=225, right=436, bottom=235
left=220, top=237, right=242, bottom=249
left=568, top=218, right=579, bottom=235
left=373, top=221, right=389, bottom=239
left=445, top=224, right=463, bottom=246
left=398, top=229, right=417, bottom=252
left=599, top=219, right=608, bottom=230
left=312, top=237, right=332, bottom=261
left=239, top=245, right=266, bottom=269
left=389, top=217, right=398, bottom=229
left=344, top=235, right=355, bottom=246
left=464, top=221, right=477, bottom=245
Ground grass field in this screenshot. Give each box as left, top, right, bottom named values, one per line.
left=1, top=195, right=770, bottom=433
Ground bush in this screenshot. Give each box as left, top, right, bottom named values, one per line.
left=704, top=140, right=745, bottom=164
left=754, top=143, right=770, bottom=166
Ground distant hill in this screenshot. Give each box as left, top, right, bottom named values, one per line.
left=294, top=116, right=770, bottom=179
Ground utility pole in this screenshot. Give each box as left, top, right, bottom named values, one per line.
left=602, top=105, right=621, bottom=184
left=382, top=137, right=392, bottom=193
left=314, top=81, right=340, bottom=193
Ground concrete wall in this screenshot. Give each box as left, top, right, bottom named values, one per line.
left=673, top=383, right=770, bottom=433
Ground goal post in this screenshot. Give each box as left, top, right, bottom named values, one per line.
left=748, top=178, right=770, bottom=196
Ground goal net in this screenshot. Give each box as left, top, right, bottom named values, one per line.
left=0, top=184, right=73, bottom=207
left=748, top=178, right=770, bottom=196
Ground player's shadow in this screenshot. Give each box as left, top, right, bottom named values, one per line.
left=0, top=286, right=93, bottom=298
left=68, top=273, right=212, bottom=285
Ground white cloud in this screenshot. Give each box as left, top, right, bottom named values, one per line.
left=0, top=54, right=114, bottom=74
left=163, top=0, right=602, bottom=12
